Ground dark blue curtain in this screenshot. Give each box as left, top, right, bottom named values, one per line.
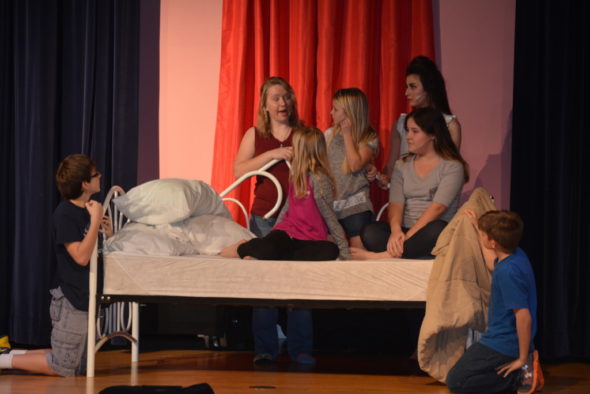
left=511, top=0, right=590, bottom=359
left=0, top=0, right=149, bottom=346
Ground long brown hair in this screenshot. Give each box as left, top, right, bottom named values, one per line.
left=256, top=76, right=302, bottom=137
left=290, top=126, right=336, bottom=198
left=328, top=88, right=378, bottom=173
left=404, top=108, right=469, bottom=182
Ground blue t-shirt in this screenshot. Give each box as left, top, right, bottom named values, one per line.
left=479, top=248, right=538, bottom=357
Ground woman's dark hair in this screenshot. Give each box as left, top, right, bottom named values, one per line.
left=404, top=108, right=469, bottom=182
left=406, top=56, right=452, bottom=114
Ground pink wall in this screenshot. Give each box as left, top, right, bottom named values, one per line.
left=159, top=0, right=222, bottom=182
left=437, top=0, right=515, bottom=209
left=159, top=0, right=516, bottom=208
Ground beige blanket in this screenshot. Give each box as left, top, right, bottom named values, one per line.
left=417, top=187, right=496, bottom=383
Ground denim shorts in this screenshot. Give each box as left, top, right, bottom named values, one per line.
left=338, top=210, right=374, bottom=237
left=46, top=287, right=88, bottom=377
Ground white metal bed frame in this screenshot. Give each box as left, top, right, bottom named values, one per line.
left=85, top=159, right=421, bottom=377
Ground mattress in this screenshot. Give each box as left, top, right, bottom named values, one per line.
left=103, top=252, right=433, bottom=302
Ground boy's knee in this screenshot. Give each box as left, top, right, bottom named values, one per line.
left=445, top=364, right=463, bottom=392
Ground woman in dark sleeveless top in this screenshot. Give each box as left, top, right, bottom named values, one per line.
left=232, top=76, right=307, bottom=364
left=233, top=76, right=302, bottom=237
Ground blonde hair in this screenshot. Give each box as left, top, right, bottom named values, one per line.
left=328, top=88, right=378, bottom=173
left=256, top=76, right=302, bottom=137
left=290, top=126, right=336, bottom=199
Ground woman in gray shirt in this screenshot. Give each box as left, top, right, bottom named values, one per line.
left=353, top=107, right=469, bottom=259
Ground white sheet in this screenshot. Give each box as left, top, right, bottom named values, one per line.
left=103, top=252, right=433, bottom=302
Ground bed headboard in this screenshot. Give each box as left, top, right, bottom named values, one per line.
left=102, top=185, right=127, bottom=235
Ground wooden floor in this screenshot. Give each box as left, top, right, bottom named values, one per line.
left=1, top=348, right=590, bottom=394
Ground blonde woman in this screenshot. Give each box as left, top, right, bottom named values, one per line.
left=233, top=76, right=302, bottom=237
left=325, top=88, right=379, bottom=248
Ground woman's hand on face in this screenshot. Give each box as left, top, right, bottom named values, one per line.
left=340, top=118, right=352, bottom=134
left=386, top=230, right=405, bottom=258
left=269, top=146, right=293, bottom=161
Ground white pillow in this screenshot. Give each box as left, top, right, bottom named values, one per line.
left=113, top=178, right=230, bottom=225
left=174, top=215, right=255, bottom=255
left=104, top=222, right=198, bottom=256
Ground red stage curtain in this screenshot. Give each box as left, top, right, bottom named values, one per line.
left=212, top=0, right=434, bottom=221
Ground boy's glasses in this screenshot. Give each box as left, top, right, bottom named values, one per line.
left=91, top=171, right=101, bottom=178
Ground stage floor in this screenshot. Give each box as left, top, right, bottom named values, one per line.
left=1, top=339, right=589, bottom=393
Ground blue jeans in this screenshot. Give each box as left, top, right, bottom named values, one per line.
left=446, top=342, right=522, bottom=393
left=338, top=210, right=374, bottom=237
left=249, top=215, right=277, bottom=238
left=249, top=215, right=313, bottom=360
left=252, top=307, right=313, bottom=360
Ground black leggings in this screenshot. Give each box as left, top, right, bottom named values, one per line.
left=360, top=220, right=447, bottom=259
left=237, top=230, right=340, bottom=261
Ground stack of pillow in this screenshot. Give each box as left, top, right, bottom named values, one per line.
left=104, top=178, right=255, bottom=256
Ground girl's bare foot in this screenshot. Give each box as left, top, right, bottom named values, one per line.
left=350, top=247, right=371, bottom=260
left=220, top=240, right=247, bottom=258
left=350, top=247, right=392, bottom=260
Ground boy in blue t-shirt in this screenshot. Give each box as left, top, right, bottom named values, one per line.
left=0, top=154, right=111, bottom=376
left=446, top=210, right=544, bottom=394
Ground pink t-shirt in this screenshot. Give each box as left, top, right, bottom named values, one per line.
left=273, top=179, right=328, bottom=241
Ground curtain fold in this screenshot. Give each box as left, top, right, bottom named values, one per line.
left=511, top=0, right=590, bottom=359
left=0, top=0, right=16, bottom=339
left=1, top=0, right=141, bottom=345
left=212, top=0, right=435, bottom=220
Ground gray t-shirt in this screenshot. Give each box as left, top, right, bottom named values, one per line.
left=325, top=127, right=379, bottom=219
left=389, top=156, right=464, bottom=228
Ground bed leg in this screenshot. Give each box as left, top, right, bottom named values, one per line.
left=86, top=308, right=96, bottom=377
left=86, top=247, right=98, bottom=378
left=131, top=302, right=140, bottom=363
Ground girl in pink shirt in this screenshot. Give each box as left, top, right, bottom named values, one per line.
left=221, top=126, right=349, bottom=261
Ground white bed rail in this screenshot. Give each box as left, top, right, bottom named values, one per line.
left=220, top=158, right=289, bottom=225
left=87, top=161, right=286, bottom=377
left=376, top=202, right=389, bottom=221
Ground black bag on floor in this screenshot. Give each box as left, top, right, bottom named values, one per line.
left=99, top=383, right=214, bottom=394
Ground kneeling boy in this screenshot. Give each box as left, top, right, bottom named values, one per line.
left=0, top=154, right=111, bottom=376
left=446, top=210, right=543, bottom=393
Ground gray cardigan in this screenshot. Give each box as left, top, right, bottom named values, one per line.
left=276, top=172, right=350, bottom=259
